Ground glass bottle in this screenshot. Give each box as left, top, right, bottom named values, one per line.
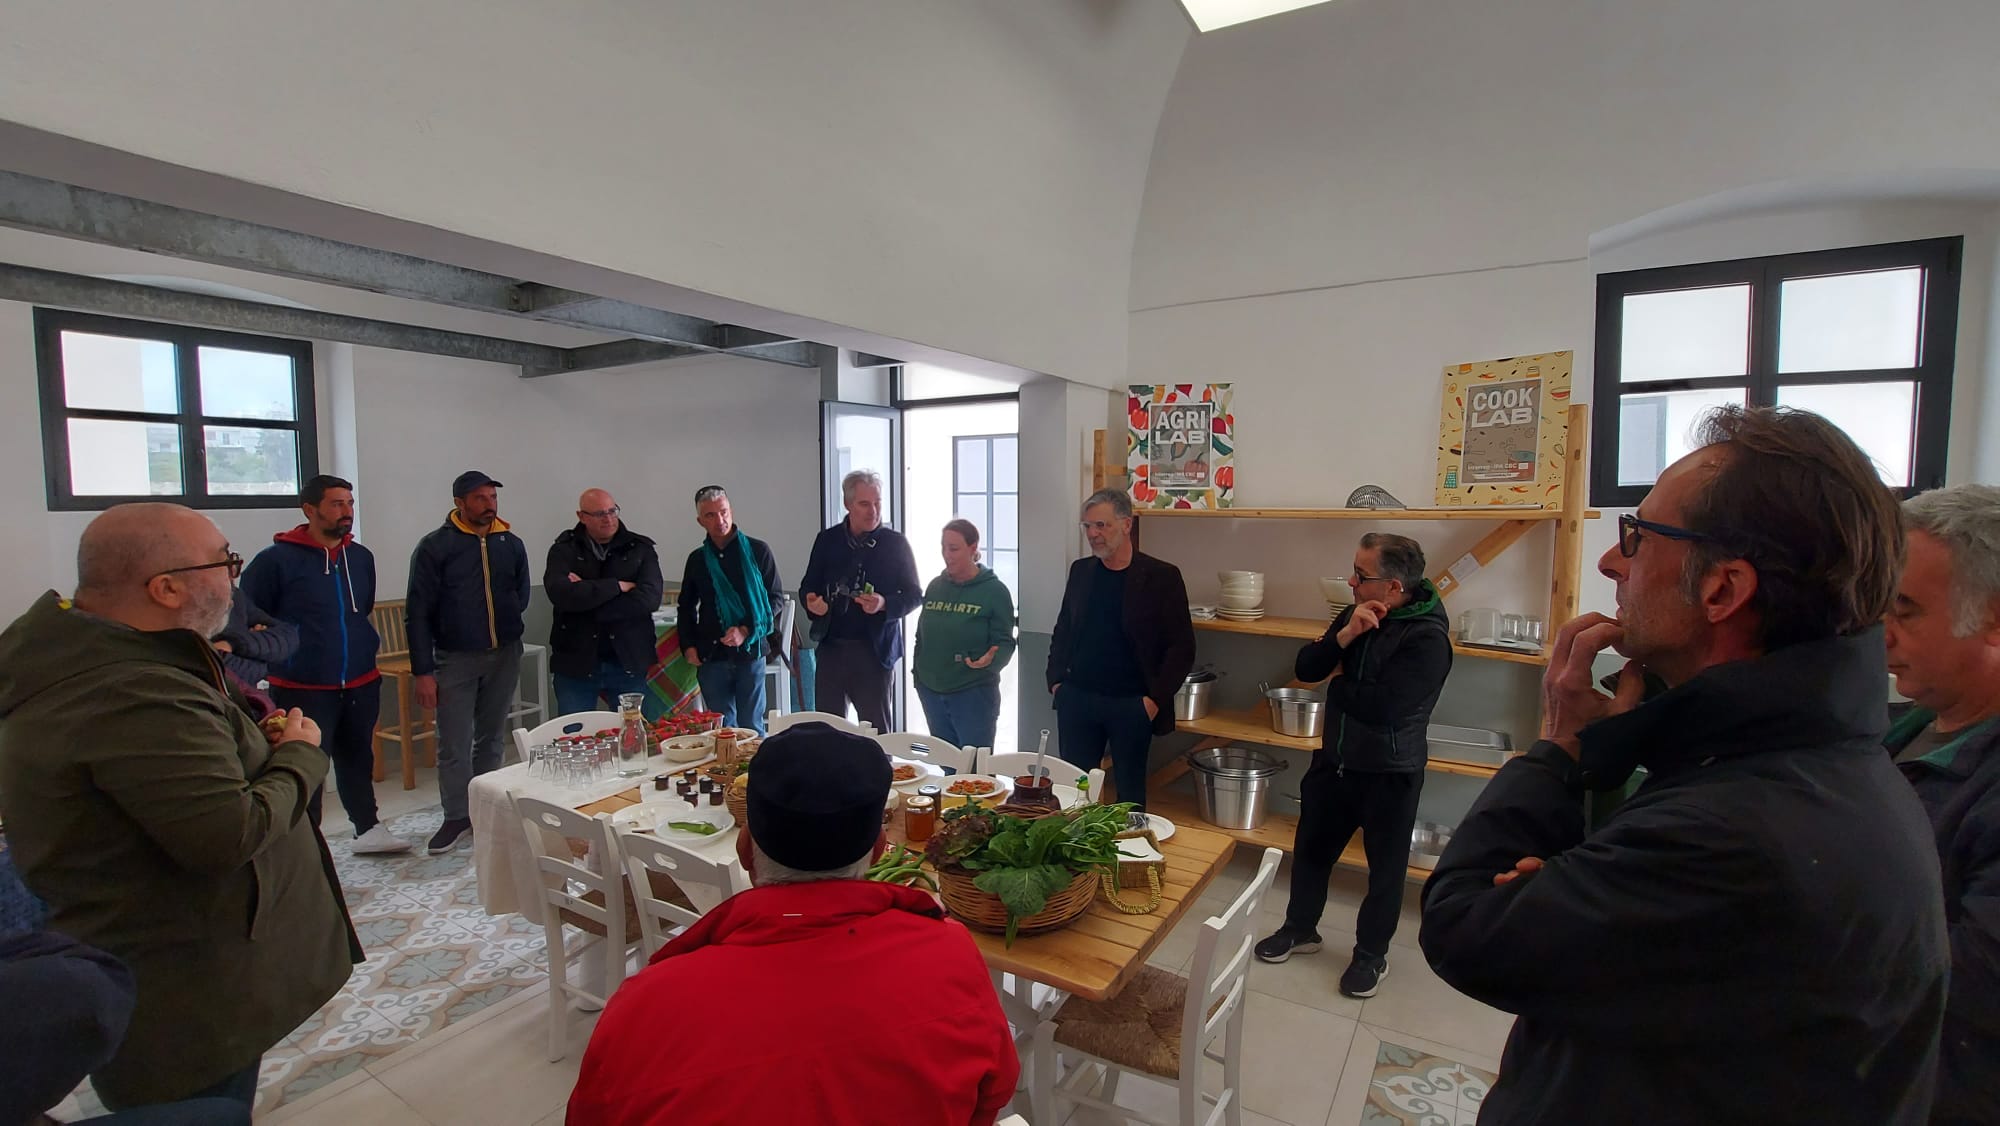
left=616, top=692, right=648, bottom=777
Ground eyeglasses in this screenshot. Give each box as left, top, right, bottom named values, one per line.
left=580, top=506, right=621, bottom=519
left=154, top=552, right=244, bottom=581
left=1351, top=569, right=1389, bottom=585
left=1080, top=520, right=1122, bottom=533
left=1617, top=513, right=1712, bottom=558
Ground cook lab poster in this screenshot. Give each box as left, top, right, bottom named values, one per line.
left=1434, top=353, right=1573, bottom=508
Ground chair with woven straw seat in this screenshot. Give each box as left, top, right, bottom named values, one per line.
left=370, top=599, right=435, bottom=790
left=1029, top=847, right=1282, bottom=1126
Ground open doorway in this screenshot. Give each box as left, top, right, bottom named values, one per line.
left=900, top=399, right=1020, bottom=752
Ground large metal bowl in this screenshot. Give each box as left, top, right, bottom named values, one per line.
left=1410, top=820, right=1454, bottom=870
left=1265, top=687, right=1324, bottom=739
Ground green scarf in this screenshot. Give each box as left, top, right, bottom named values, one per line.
left=702, top=530, right=772, bottom=652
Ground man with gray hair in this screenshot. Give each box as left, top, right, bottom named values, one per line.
left=1885, top=482, right=2000, bottom=1125
left=1047, top=488, right=1196, bottom=808
left=678, top=484, right=782, bottom=735
left=0, top=503, right=356, bottom=1112
left=800, top=470, right=921, bottom=731
left=567, top=722, right=1019, bottom=1123
left=546, top=486, right=665, bottom=720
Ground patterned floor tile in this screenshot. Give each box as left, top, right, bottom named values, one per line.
left=1364, top=1040, right=1498, bottom=1125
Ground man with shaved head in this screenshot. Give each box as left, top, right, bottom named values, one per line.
left=547, top=487, right=665, bottom=721
left=0, top=503, right=356, bottom=1112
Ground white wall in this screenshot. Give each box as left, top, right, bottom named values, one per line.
left=0, top=0, right=1189, bottom=389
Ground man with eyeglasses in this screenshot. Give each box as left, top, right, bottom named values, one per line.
left=1047, top=488, right=1195, bottom=809
left=1419, top=406, right=1947, bottom=1125
left=546, top=488, right=666, bottom=722
left=801, top=470, right=921, bottom=732
left=1256, top=532, right=1451, bottom=999
left=407, top=470, right=531, bottom=854
left=0, top=502, right=358, bottom=1113
left=677, top=485, right=782, bottom=735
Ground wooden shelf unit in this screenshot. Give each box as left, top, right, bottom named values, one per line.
left=1193, top=614, right=1550, bottom=666
left=1172, top=707, right=1505, bottom=779
left=1146, top=784, right=1434, bottom=883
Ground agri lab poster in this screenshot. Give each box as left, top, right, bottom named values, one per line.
left=1126, top=384, right=1234, bottom=509
left=1434, top=353, right=1573, bottom=508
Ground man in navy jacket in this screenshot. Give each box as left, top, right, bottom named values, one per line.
left=799, top=471, right=920, bottom=732
left=243, top=474, right=412, bottom=854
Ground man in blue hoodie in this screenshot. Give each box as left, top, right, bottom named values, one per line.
left=242, top=474, right=412, bottom=855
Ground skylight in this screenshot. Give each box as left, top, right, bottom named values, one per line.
left=1179, top=0, right=1338, bottom=32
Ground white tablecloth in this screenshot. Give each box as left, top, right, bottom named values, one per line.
left=470, top=752, right=716, bottom=916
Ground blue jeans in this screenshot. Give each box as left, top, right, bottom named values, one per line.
left=553, top=659, right=659, bottom=721
left=915, top=680, right=1001, bottom=752
left=696, top=656, right=766, bottom=735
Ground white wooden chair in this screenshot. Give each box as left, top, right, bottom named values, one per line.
left=511, top=710, right=623, bottom=764
left=766, top=710, right=876, bottom=736
left=763, top=594, right=797, bottom=718
left=508, top=793, right=643, bottom=1061
left=979, top=752, right=1106, bottom=802
left=876, top=731, right=976, bottom=776
left=1030, top=848, right=1283, bottom=1126
left=618, top=829, right=752, bottom=957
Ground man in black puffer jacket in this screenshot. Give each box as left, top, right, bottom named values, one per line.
left=546, top=488, right=665, bottom=721
left=1421, top=406, right=1946, bottom=1126
left=1255, top=532, right=1451, bottom=998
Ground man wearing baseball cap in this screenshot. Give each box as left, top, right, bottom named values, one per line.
left=568, top=723, right=1020, bottom=1124
left=405, top=471, right=531, bottom=853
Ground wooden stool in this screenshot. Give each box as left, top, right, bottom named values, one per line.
left=370, top=601, right=436, bottom=791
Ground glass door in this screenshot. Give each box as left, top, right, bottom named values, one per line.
left=822, top=402, right=901, bottom=527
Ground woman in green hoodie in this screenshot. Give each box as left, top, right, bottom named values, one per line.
left=912, top=519, right=1017, bottom=751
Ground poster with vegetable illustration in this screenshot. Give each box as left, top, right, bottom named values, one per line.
left=1434, top=353, right=1572, bottom=508
left=1126, top=384, right=1234, bottom=509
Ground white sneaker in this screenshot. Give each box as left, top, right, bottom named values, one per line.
left=351, top=824, right=415, bottom=855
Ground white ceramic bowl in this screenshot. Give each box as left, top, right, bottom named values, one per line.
left=1220, top=578, right=1266, bottom=592
left=1218, top=592, right=1264, bottom=611
left=1217, top=570, right=1265, bottom=585
left=1319, top=577, right=1353, bottom=603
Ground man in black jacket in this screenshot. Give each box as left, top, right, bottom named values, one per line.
left=1047, top=488, right=1195, bottom=809
left=678, top=485, right=782, bottom=735
left=1885, top=483, right=2000, bottom=1126
left=800, top=471, right=920, bottom=732
left=1256, top=532, right=1451, bottom=998
left=406, top=471, right=531, bottom=854
left=547, top=488, right=665, bottom=721
left=1420, top=406, right=1948, bottom=1126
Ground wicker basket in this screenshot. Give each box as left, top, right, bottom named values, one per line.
left=1100, top=829, right=1164, bottom=915
left=725, top=775, right=749, bottom=828
left=937, top=864, right=1097, bottom=938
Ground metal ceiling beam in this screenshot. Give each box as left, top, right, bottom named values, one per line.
left=852, top=351, right=903, bottom=368
left=520, top=339, right=705, bottom=379
left=0, top=171, right=820, bottom=367
left=0, top=263, right=570, bottom=369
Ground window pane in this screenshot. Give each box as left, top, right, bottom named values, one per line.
left=955, top=494, right=986, bottom=530
left=955, top=438, right=987, bottom=493
left=198, top=346, right=298, bottom=420
left=992, top=549, right=1019, bottom=602
left=992, top=436, right=1018, bottom=493
left=1619, top=285, right=1751, bottom=383
left=204, top=426, right=300, bottom=495
left=68, top=419, right=182, bottom=496
left=1778, top=268, right=1923, bottom=374
left=1616, top=387, right=1748, bottom=486
left=1776, top=382, right=1916, bottom=488
left=991, top=494, right=1019, bottom=552
left=61, top=332, right=178, bottom=413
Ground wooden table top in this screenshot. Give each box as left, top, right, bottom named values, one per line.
left=577, top=782, right=1237, bottom=1001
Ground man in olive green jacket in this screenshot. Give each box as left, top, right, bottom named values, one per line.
left=0, top=504, right=357, bottom=1110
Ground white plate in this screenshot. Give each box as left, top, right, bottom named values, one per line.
left=1144, top=813, right=1176, bottom=841
left=940, top=773, right=1014, bottom=806
left=656, top=805, right=734, bottom=842
left=889, top=758, right=946, bottom=790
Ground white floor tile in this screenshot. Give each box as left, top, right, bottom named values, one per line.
left=369, top=984, right=594, bottom=1126
left=1355, top=948, right=1514, bottom=1063
left=261, top=1076, right=433, bottom=1126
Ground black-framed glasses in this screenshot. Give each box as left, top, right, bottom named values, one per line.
left=1618, top=514, right=1712, bottom=558
left=154, top=552, right=244, bottom=581
left=580, top=506, right=621, bottom=519
left=1351, top=569, right=1390, bottom=585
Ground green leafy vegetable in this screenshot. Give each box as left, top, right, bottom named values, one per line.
left=665, top=820, right=722, bottom=836
left=936, top=802, right=1137, bottom=944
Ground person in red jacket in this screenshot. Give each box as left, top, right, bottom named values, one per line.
left=567, top=722, right=1019, bottom=1126
left=572, top=728, right=1024, bottom=1120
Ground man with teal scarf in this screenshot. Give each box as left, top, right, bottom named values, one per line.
left=1885, top=484, right=2000, bottom=1125
left=678, top=486, right=784, bottom=735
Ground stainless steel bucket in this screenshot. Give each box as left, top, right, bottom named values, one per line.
left=1173, top=669, right=1218, bottom=722
left=1186, top=747, right=1284, bottom=830
left=1265, top=687, right=1325, bottom=739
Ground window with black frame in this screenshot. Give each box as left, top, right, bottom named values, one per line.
left=35, top=309, right=318, bottom=510
left=1591, top=237, right=1960, bottom=507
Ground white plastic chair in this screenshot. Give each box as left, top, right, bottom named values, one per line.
left=763, top=594, right=797, bottom=718
left=511, top=710, right=624, bottom=764
left=980, top=752, right=1106, bottom=801
left=508, top=794, right=641, bottom=1061
left=875, top=731, right=976, bottom=776
left=1030, top=848, right=1283, bottom=1126
left=617, top=829, right=752, bottom=957
left=766, top=710, right=876, bottom=736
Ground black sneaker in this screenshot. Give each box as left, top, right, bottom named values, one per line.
left=427, top=818, right=473, bottom=855
left=1254, top=926, right=1323, bottom=964
left=1339, top=949, right=1388, bottom=998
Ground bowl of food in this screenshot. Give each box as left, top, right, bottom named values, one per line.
left=939, top=774, right=1015, bottom=810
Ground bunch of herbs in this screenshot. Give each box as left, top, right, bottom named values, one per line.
left=928, top=802, right=1136, bottom=943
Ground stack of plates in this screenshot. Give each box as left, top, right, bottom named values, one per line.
left=1215, top=606, right=1267, bottom=621
left=1189, top=604, right=1218, bottom=621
